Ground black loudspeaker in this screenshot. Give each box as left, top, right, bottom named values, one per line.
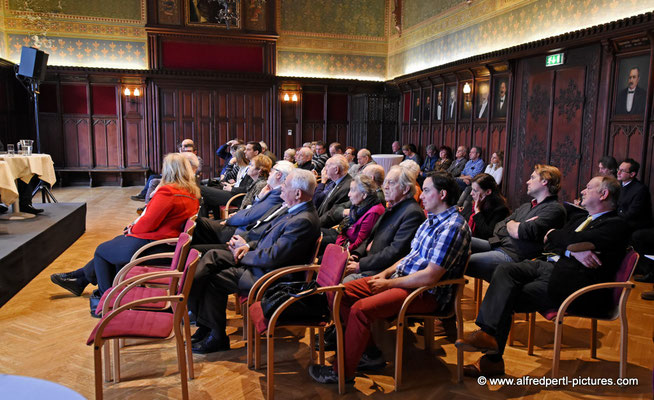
left=18, top=46, right=49, bottom=81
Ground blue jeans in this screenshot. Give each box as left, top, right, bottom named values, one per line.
left=139, top=174, right=161, bottom=197
left=466, top=237, right=514, bottom=282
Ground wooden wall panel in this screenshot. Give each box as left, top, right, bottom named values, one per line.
left=550, top=67, right=586, bottom=201
left=40, top=115, right=64, bottom=166
left=489, top=123, right=506, bottom=155
left=125, top=119, right=143, bottom=167
left=77, top=120, right=91, bottom=167
left=443, top=125, right=456, bottom=150
left=458, top=123, right=471, bottom=150
left=472, top=124, right=487, bottom=156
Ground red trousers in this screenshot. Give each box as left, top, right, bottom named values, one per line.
left=336, top=276, right=438, bottom=378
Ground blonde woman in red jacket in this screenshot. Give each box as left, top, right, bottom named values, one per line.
left=51, top=153, right=200, bottom=315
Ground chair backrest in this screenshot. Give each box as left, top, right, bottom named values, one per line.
left=170, top=232, right=192, bottom=273
left=173, top=249, right=201, bottom=322
left=311, top=233, right=323, bottom=264
left=183, top=218, right=197, bottom=236
left=178, top=248, right=201, bottom=295
left=316, top=244, right=349, bottom=288
left=612, top=249, right=639, bottom=305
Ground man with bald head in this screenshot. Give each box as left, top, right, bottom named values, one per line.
left=446, top=145, right=468, bottom=178
left=295, top=147, right=315, bottom=171
left=350, top=148, right=377, bottom=177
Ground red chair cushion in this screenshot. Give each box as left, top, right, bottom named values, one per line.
left=96, top=286, right=168, bottom=314
left=125, top=266, right=173, bottom=285
left=540, top=310, right=558, bottom=320
left=249, top=301, right=269, bottom=335
left=86, top=310, right=174, bottom=345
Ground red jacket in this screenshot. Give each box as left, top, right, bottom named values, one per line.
left=128, top=185, right=199, bottom=240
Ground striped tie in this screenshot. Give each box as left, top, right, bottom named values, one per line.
left=574, top=215, right=593, bottom=232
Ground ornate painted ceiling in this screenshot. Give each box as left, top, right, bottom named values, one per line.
left=0, top=0, right=146, bottom=68
left=1, top=0, right=653, bottom=79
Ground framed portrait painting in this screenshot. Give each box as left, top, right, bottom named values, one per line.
left=493, top=78, right=508, bottom=118
left=445, top=85, right=457, bottom=121
left=187, top=0, right=241, bottom=28
left=476, top=81, right=490, bottom=119
left=434, top=88, right=444, bottom=121
left=614, top=55, right=649, bottom=116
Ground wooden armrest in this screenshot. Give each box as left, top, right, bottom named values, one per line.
left=397, top=278, right=468, bottom=322
left=130, top=238, right=178, bottom=261
left=247, top=264, right=318, bottom=304
left=113, top=253, right=175, bottom=285
left=225, top=192, right=246, bottom=209
left=102, top=271, right=183, bottom=315
left=566, top=242, right=596, bottom=252
left=93, top=294, right=184, bottom=345
left=267, top=285, right=346, bottom=329
left=554, top=281, right=637, bottom=325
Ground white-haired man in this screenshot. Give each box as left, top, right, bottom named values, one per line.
left=189, top=169, right=321, bottom=354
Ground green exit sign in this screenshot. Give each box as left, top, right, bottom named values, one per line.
left=546, top=53, right=565, bottom=67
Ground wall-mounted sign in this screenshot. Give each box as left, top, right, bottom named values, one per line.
left=546, top=53, right=565, bottom=67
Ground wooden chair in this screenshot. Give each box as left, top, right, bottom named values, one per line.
left=247, top=244, right=349, bottom=399
left=220, top=192, right=245, bottom=219
left=394, top=256, right=470, bottom=390
left=98, top=232, right=193, bottom=316
left=238, top=233, right=323, bottom=341
left=524, top=250, right=639, bottom=378
left=87, top=249, right=201, bottom=400
left=114, top=218, right=196, bottom=288
left=128, top=216, right=197, bottom=262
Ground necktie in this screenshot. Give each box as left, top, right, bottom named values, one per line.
left=249, top=205, right=288, bottom=230
left=575, top=215, right=593, bottom=232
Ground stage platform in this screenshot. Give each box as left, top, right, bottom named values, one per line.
left=0, top=203, right=86, bottom=307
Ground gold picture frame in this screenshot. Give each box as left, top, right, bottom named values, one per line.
left=186, top=0, right=242, bottom=29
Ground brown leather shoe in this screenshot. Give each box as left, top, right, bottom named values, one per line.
left=463, top=355, right=505, bottom=378
left=455, top=329, right=498, bottom=353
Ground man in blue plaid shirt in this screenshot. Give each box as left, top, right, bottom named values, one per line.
left=310, top=172, right=471, bottom=384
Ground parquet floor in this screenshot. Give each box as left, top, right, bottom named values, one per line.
left=0, top=186, right=652, bottom=399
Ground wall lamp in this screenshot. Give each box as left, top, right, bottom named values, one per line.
left=463, top=82, right=472, bottom=103
left=124, top=87, right=141, bottom=103
left=282, top=92, right=298, bottom=102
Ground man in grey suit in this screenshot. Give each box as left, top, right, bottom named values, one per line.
left=188, top=169, right=321, bottom=354
left=447, top=145, right=468, bottom=177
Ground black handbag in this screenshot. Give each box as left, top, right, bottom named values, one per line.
left=260, top=280, right=330, bottom=324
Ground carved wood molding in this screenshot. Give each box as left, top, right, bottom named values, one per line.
left=611, top=123, right=642, bottom=137
left=550, top=135, right=581, bottom=173
left=490, top=123, right=506, bottom=133
left=555, top=80, right=584, bottom=122
left=527, top=84, right=549, bottom=122
left=92, top=119, right=117, bottom=127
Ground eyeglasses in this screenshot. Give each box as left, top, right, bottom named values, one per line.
left=617, top=169, right=631, bottom=174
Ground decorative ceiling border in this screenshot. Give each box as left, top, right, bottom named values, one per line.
left=3, top=0, right=146, bottom=25
left=3, top=17, right=146, bottom=38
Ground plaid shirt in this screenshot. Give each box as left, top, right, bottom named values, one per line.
left=461, top=158, right=485, bottom=178
left=394, top=206, right=471, bottom=312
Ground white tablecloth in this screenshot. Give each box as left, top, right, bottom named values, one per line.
left=0, top=154, right=56, bottom=205
left=371, top=154, right=404, bottom=174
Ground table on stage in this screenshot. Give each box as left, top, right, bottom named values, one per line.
left=371, top=154, right=404, bottom=174
left=0, top=153, right=56, bottom=220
